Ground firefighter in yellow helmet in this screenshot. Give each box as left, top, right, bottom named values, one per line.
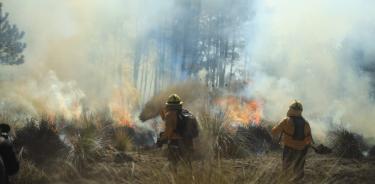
left=272, top=100, right=312, bottom=182
left=157, top=94, right=196, bottom=173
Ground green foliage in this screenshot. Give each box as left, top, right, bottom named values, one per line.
left=0, top=3, right=26, bottom=65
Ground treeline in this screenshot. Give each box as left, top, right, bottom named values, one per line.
left=132, top=0, right=253, bottom=100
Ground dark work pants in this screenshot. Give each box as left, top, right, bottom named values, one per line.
left=282, top=146, right=308, bottom=181
left=167, top=139, right=193, bottom=172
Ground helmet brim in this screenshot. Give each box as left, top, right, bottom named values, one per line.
left=166, top=101, right=184, bottom=105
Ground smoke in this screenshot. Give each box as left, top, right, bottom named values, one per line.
left=139, top=81, right=208, bottom=122
left=1, top=0, right=374, bottom=143
left=0, top=0, right=174, bottom=120
left=245, top=0, right=375, bottom=140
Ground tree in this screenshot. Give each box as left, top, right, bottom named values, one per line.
left=131, top=0, right=253, bottom=100
left=0, top=3, right=26, bottom=65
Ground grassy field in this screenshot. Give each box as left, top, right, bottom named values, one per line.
left=12, top=148, right=375, bottom=184
left=4, top=113, right=375, bottom=184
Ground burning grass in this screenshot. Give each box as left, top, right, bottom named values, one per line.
left=213, top=96, right=262, bottom=126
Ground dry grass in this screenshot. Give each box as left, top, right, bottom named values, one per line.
left=112, top=127, right=134, bottom=152
left=10, top=149, right=375, bottom=184
left=67, top=123, right=107, bottom=171
left=11, top=159, right=49, bottom=184
left=196, top=110, right=236, bottom=158
left=328, top=127, right=367, bottom=159
left=233, top=125, right=279, bottom=156
left=3, top=113, right=375, bottom=184
left=14, top=118, right=68, bottom=166
left=196, top=110, right=278, bottom=158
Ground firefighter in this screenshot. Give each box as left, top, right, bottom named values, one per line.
left=272, top=100, right=312, bottom=182
left=0, top=123, right=19, bottom=184
left=157, top=94, right=196, bottom=173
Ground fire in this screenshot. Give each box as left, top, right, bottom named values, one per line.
left=109, top=87, right=135, bottom=127
left=214, top=96, right=262, bottom=126
left=112, top=108, right=133, bottom=127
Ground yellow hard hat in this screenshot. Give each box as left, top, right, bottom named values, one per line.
left=289, top=100, right=303, bottom=111
left=166, top=94, right=183, bottom=105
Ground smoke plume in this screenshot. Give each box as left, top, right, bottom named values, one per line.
left=0, top=0, right=173, bottom=121
left=246, top=0, right=375, bottom=140
left=139, top=81, right=208, bottom=122
left=1, top=0, right=374, bottom=144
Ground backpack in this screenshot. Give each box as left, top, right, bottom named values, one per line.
left=289, top=116, right=306, bottom=141
left=175, top=109, right=199, bottom=139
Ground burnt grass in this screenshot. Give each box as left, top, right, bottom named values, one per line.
left=5, top=116, right=375, bottom=183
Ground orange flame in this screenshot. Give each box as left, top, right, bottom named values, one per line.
left=214, top=96, right=262, bottom=126
left=109, top=88, right=134, bottom=127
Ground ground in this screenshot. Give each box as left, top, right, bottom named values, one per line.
left=26, top=148, right=373, bottom=184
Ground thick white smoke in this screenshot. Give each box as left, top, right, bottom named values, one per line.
left=0, top=0, right=173, bottom=121
left=1, top=0, right=374, bottom=141
left=246, top=0, right=375, bottom=140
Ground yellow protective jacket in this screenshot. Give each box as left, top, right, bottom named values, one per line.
left=160, top=106, right=183, bottom=141
left=272, top=108, right=312, bottom=150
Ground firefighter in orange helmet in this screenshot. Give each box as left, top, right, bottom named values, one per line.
left=157, top=94, right=195, bottom=173
left=272, top=100, right=312, bottom=182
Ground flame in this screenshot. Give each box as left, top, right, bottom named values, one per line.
left=109, top=87, right=134, bottom=127
left=214, top=96, right=262, bottom=126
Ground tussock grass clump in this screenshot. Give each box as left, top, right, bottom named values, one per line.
left=14, top=118, right=68, bottom=166
left=328, top=127, right=366, bottom=159
left=67, top=123, right=110, bottom=171
left=112, top=127, right=134, bottom=152
left=234, top=124, right=277, bottom=156
left=114, top=126, right=154, bottom=149
left=198, top=111, right=277, bottom=158
left=198, top=110, right=237, bottom=158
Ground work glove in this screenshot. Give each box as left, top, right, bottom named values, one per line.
left=156, top=139, right=163, bottom=148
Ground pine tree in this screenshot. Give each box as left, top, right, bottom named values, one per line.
left=0, top=3, right=26, bottom=65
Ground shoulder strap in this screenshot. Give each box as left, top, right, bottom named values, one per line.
left=281, top=117, right=311, bottom=139
left=174, top=109, right=186, bottom=135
